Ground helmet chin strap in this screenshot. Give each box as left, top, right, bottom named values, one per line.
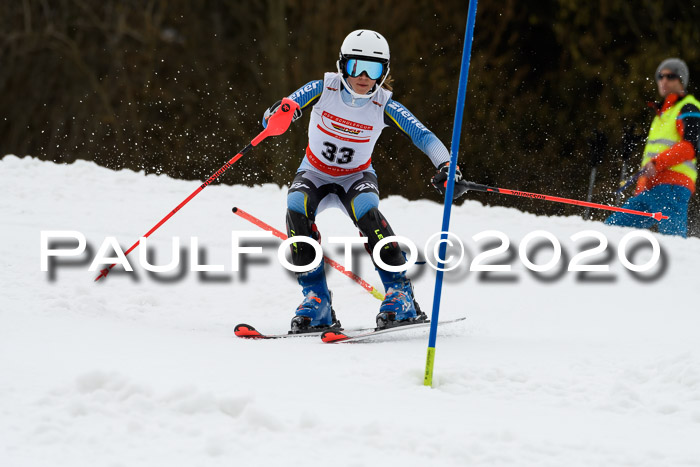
left=336, top=60, right=390, bottom=100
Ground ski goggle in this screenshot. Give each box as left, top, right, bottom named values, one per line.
left=345, top=58, right=385, bottom=80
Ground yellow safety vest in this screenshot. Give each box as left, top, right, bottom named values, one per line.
left=641, top=94, right=700, bottom=183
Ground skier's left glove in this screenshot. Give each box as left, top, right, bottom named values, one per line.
left=431, top=162, right=470, bottom=200
left=262, top=100, right=302, bottom=128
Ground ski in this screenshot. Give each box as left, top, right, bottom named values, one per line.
left=320, top=317, right=466, bottom=343
left=234, top=323, right=374, bottom=340
left=234, top=323, right=330, bottom=339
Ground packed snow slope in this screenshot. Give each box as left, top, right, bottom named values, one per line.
left=2, top=155, right=700, bottom=467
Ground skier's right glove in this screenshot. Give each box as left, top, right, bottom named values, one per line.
left=431, top=162, right=470, bottom=200
left=262, top=100, right=302, bottom=128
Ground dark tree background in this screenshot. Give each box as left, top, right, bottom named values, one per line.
left=2, top=0, right=699, bottom=235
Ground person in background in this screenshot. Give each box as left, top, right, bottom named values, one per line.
left=606, top=58, right=699, bottom=237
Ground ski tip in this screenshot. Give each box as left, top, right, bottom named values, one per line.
left=321, top=330, right=350, bottom=343
left=234, top=323, right=265, bottom=339
left=232, top=207, right=238, bottom=213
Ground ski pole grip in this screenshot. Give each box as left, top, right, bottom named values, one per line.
left=251, top=97, right=300, bottom=146
left=615, top=171, right=642, bottom=195
left=463, top=181, right=489, bottom=193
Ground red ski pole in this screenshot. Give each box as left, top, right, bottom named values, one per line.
left=232, top=207, right=385, bottom=301
left=464, top=181, right=668, bottom=221
left=95, top=98, right=300, bottom=281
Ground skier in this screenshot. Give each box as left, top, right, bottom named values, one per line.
left=262, top=30, right=469, bottom=333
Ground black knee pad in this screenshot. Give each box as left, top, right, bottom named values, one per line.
left=356, top=208, right=405, bottom=267
left=286, top=210, right=321, bottom=267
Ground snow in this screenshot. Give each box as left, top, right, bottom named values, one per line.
left=2, top=154, right=700, bottom=466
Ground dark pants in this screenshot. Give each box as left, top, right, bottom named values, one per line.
left=285, top=171, right=405, bottom=268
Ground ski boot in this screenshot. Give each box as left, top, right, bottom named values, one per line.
left=290, top=261, right=341, bottom=334
left=375, top=269, right=426, bottom=329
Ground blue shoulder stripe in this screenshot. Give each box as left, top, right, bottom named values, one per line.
left=384, top=99, right=430, bottom=141
left=384, top=99, right=450, bottom=167
left=678, top=112, right=700, bottom=119
left=288, top=80, right=323, bottom=109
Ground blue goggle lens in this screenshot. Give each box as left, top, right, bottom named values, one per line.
left=345, top=59, right=385, bottom=80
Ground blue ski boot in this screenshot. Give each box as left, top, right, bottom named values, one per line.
left=375, top=269, right=426, bottom=329
left=290, top=261, right=340, bottom=334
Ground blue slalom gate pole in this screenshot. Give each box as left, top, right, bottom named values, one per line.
left=424, top=0, right=479, bottom=387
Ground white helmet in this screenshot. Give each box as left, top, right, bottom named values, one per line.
left=336, top=30, right=391, bottom=99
